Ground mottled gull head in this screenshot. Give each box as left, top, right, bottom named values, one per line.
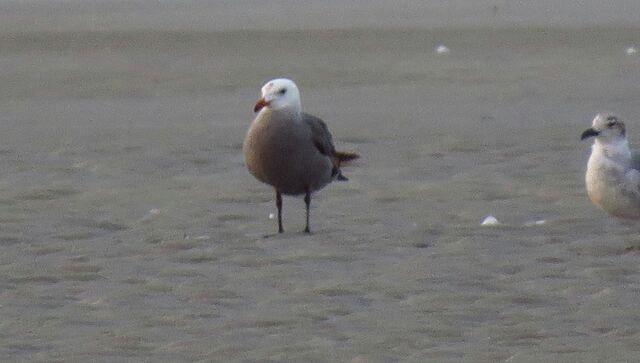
left=581, top=112, right=626, bottom=143
left=254, top=78, right=301, bottom=114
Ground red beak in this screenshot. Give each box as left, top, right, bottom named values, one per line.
left=254, top=98, right=269, bottom=113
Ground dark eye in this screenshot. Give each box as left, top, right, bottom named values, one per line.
left=278, top=88, right=287, bottom=95
left=606, top=116, right=617, bottom=127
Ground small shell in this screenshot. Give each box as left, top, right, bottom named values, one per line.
left=480, top=215, right=499, bottom=226
left=435, top=45, right=450, bottom=55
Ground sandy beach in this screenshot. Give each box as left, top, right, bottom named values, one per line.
left=2, top=1, right=640, bottom=362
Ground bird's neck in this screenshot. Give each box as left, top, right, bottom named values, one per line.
left=268, top=106, right=302, bottom=120
left=594, top=138, right=631, bottom=165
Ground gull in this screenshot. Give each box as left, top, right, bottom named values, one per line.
left=581, top=112, right=640, bottom=219
left=243, top=78, right=359, bottom=234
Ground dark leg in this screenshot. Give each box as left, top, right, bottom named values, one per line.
left=275, top=190, right=284, bottom=233
left=303, top=190, right=311, bottom=234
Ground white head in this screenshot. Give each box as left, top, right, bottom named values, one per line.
left=581, top=112, right=627, bottom=145
left=253, top=78, right=301, bottom=114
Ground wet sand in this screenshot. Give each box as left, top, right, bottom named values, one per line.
left=2, top=3, right=640, bottom=363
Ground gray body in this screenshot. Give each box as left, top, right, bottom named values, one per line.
left=243, top=109, right=335, bottom=196
left=585, top=145, right=640, bottom=219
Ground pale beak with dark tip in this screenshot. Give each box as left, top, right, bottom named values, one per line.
left=254, top=98, right=269, bottom=113
left=581, top=128, right=600, bottom=140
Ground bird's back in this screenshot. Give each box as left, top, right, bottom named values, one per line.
left=630, top=150, right=640, bottom=171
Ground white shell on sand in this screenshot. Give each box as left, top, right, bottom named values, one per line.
left=480, top=215, right=499, bottom=226
left=436, top=45, right=450, bottom=55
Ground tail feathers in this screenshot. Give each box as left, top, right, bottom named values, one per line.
left=331, top=151, right=358, bottom=182
left=335, top=151, right=359, bottom=163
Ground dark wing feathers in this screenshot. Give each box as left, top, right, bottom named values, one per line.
left=632, top=151, right=640, bottom=171
left=303, top=113, right=351, bottom=180
left=303, top=113, right=337, bottom=157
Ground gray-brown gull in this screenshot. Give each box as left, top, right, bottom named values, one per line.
left=243, top=78, right=358, bottom=234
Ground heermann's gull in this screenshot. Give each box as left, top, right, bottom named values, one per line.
left=243, top=78, right=359, bottom=234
